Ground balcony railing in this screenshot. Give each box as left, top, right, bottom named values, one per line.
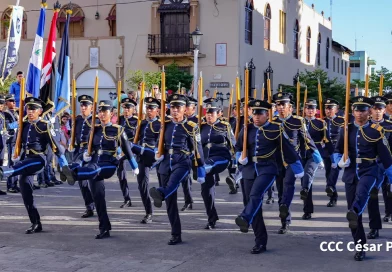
left=148, top=34, right=194, bottom=55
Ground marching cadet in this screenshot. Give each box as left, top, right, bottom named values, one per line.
left=324, top=99, right=345, bottom=207
left=302, top=99, right=333, bottom=220
left=3, top=94, right=20, bottom=193
left=200, top=98, right=234, bottom=229
left=131, top=97, right=161, bottom=224
left=64, top=100, right=138, bottom=239
left=272, top=92, right=321, bottom=234
left=0, top=97, right=69, bottom=234
left=234, top=99, right=303, bottom=254
left=66, top=95, right=96, bottom=218
left=149, top=94, right=205, bottom=245
left=0, top=96, right=6, bottom=195
left=333, top=96, right=392, bottom=261
left=384, top=92, right=392, bottom=120
left=226, top=103, right=239, bottom=194
left=116, top=97, right=138, bottom=208
left=366, top=96, right=392, bottom=239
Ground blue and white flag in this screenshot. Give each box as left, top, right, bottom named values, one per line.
left=54, top=9, right=70, bottom=115
left=26, top=4, right=46, bottom=97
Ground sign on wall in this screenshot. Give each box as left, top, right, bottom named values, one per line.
left=215, top=43, right=227, bottom=66
left=90, top=47, right=99, bottom=68
left=210, top=82, right=230, bottom=88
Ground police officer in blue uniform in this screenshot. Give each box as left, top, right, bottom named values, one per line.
left=131, top=97, right=161, bottom=224
left=366, top=96, right=392, bottom=239
left=0, top=97, right=69, bottom=234
left=234, top=99, right=303, bottom=254
left=302, top=99, right=333, bottom=219
left=200, top=98, right=234, bottom=229
left=324, top=98, right=345, bottom=207
left=333, top=96, right=392, bottom=261
left=66, top=95, right=96, bottom=218
left=64, top=100, right=138, bottom=239
left=3, top=94, right=19, bottom=193
left=272, top=92, right=321, bottom=234
left=117, top=97, right=138, bottom=208
left=149, top=94, right=205, bottom=245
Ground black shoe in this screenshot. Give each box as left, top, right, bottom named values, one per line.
left=40, top=184, right=48, bottom=188
left=370, top=187, right=378, bottom=199
left=225, top=176, right=236, bottom=193
left=95, top=230, right=110, bottom=239
left=300, top=188, right=309, bottom=200
left=302, top=212, right=312, bottom=220
left=266, top=197, right=274, bottom=204
left=279, top=204, right=289, bottom=220
left=140, top=214, right=152, bottom=224
left=7, top=188, right=18, bottom=193
left=204, top=222, right=216, bottom=230
left=346, top=210, right=358, bottom=229
left=25, top=223, right=42, bottom=234
left=59, top=170, right=67, bottom=182
left=327, top=199, right=337, bottom=207
left=325, top=186, right=335, bottom=197
left=278, top=223, right=289, bottom=234
left=235, top=216, right=249, bottom=233
left=33, top=185, right=41, bottom=190
left=367, top=229, right=379, bottom=239
left=149, top=187, right=164, bottom=208
left=215, top=181, right=220, bottom=186
left=0, top=190, right=6, bottom=195
left=180, top=203, right=193, bottom=211
left=250, top=244, right=267, bottom=254
left=14, top=187, right=20, bottom=192
left=46, top=182, right=55, bottom=187
left=54, top=180, right=63, bottom=185
left=354, top=250, right=366, bottom=261
left=120, top=200, right=132, bottom=208
left=383, top=214, right=391, bottom=222
left=168, top=235, right=182, bottom=245
left=229, top=189, right=238, bottom=194
left=81, top=210, right=94, bottom=218
left=62, top=166, right=76, bottom=186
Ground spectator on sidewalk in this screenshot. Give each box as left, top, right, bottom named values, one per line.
left=9, top=71, right=24, bottom=107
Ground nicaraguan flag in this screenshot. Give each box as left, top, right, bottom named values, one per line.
left=26, top=4, right=46, bottom=98
left=54, top=10, right=70, bottom=115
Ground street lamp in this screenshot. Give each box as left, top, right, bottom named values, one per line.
left=191, top=27, right=203, bottom=99
left=216, top=91, right=231, bottom=106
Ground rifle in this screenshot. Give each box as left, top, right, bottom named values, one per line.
left=198, top=72, right=203, bottom=127
left=87, top=72, right=99, bottom=156
left=267, top=74, right=272, bottom=122
left=227, top=85, right=233, bottom=119
left=234, top=74, right=240, bottom=139
left=318, top=79, right=323, bottom=119
left=157, top=67, right=166, bottom=156
left=296, top=76, right=300, bottom=116
left=117, top=78, right=122, bottom=125
left=242, top=64, right=249, bottom=160
left=69, top=75, right=77, bottom=151
left=303, top=86, right=308, bottom=117
left=13, top=77, right=25, bottom=159
left=344, top=67, right=351, bottom=161
left=133, top=78, right=145, bottom=144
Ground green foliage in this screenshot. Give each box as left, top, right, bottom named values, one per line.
left=281, top=69, right=347, bottom=107
left=0, top=76, right=16, bottom=95
left=125, top=70, right=161, bottom=92
left=350, top=66, right=392, bottom=96
left=165, top=62, right=193, bottom=93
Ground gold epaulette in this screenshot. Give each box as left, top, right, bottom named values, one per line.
left=165, top=119, right=171, bottom=123
left=187, top=121, right=197, bottom=128
left=132, top=116, right=138, bottom=120
left=293, top=115, right=304, bottom=120
left=272, top=116, right=278, bottom=121
left=39, top=119, right=49, bottom=124
left=270, top=121, right=280, bottom=126
left=220, top=121, right=229, bottom=126
left=385, top=119, right=392, bottom=125
left=371, top=123, right=383, bottom=132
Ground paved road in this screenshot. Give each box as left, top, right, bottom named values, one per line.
left=0, top=171, right=391, bottom=272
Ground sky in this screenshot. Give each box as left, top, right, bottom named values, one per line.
left=304, top=0, right=391, bottom=70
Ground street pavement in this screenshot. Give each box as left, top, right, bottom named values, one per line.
left=0, top=170, right=391, bottom=272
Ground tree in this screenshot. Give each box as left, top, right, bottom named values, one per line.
left=125, top=70, right=161, bottom=92
left=165, top=62, right=193, bottom=93
left=281, top=68, right=346, bottom=107
left=0, top=76, right=15, bottom=95
left=350, top=66, right=392, bottom=96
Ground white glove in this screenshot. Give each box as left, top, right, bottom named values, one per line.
left=238, top=154, right=248, bottom=165
left=83, top=152, right=92, bottom=163
left=338, top=157, right=350, bottom=168
left=11, top=156, right=20, bottom=163
left=318, top=161, right=325, bottom=170
left=140, top=147, right=145, bottom=155
left=295, top=171, right=304, bottom=179
left=197, top=177, right=205, bottom=184
left=116, top=154, right=123, bottom=160
left=50, top=117, right=56, bottom=124
left=154, top=152, right=164, bottom=163
left=133, top=168, right=139, bottom=175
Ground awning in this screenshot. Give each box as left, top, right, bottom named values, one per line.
left=57, top=16, right=84, bottom=23
left=106, top=15, right=116, bottom=21
left=157, top=3, right=190, bottom=13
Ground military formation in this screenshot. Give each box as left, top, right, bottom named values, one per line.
left=1, top=80, right=392, bottom=262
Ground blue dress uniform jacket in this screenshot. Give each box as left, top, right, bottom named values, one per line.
left=119, top=115, right=138, bottom=141
left=305, top=117, right=334, bottom=158
left=324, top=115, right=345, bottom=145
left=3, top=109, right=18, bottom=144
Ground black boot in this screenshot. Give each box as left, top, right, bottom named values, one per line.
left=346, top=210, right=358, bottom=229
left=300, top=188, right=309, bottom=200
left=302, top=212, right=312, bottom=220
left=354, top=250, right=366, bottom=261
left=95, top=230, right=110, bottom=239
left=204, top=221, right=216, bottom=230
left=325, top=186, right=335, bottom=197
left=120, top=200, right=132, bottom=208
left=168, top=235, right=182, bottom=245
left=81, top=210, right=94, bottom=218
left=383, top=214, right=391, bottom=222
left=266, top=197, right=274, bottom=204
left=0, top=190, right=6, bottom=195
left=25, top=223, right=42, bottom=234
left=225, top=176, right=236, bottom=193
left=180, top=203, right=192, bottom=211
left=279, top=204, right=289, bottom=220
left=327, top=199, right=337, bottom=207
left=367, top=229, right=379, bottom=239
left=235, top=216, right=249, bottom=233
left=250, top=244, right=266, bottom=254
left=278, top=223, right=289, bottom=234
left=149, top=187, right=164, bottom=208
left=140, top=214, right=152, bottom=224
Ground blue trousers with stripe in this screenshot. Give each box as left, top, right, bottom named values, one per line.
left=202, top=157, right=229, bottom=224
left=2, top=157, right=45, bottom=224
left=6, top=143, right=18, bottom=190
left=158, top=167, right=190, bottom=236
left=241, top=174, right=276, bottom=246
left=117, top=156, right=131, bottom=202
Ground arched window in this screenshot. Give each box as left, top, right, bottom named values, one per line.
left=293, top=20, right=299, bottom=59
left=306, top=27, right=311, bottom=63
left=326, top=38, right=330, bottom=68
left=317, top=33, right=321, bottom=66
left=107, top=5, right=116, bottom=37
left=58, top=4, right=85, bottom=38
left=264, top=4, right=271, bottom=50
left=1, top=7, right=27, bottom=40
left=245, top=0, right=253, bottom=45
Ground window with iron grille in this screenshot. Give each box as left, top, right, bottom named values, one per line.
left=264, top=4, right=271, bottom=50
left=245, top=0, right=253, bottom=45
left=306, top=27, right=311, bottom=63
left=326, top=38, right=330, bottom=68
left=293, top=20, right=299, bottom=59
left=317, top=33, right=321, bottom=66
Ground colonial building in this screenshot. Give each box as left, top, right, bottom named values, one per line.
left=0, top=0, right=352, bottom=109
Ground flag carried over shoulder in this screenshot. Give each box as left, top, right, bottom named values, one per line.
left=26, top=1, right=47, bottom=98
left=54, top=6, right=71, bottom=116
left=40, top=1, right=61, bottom=115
